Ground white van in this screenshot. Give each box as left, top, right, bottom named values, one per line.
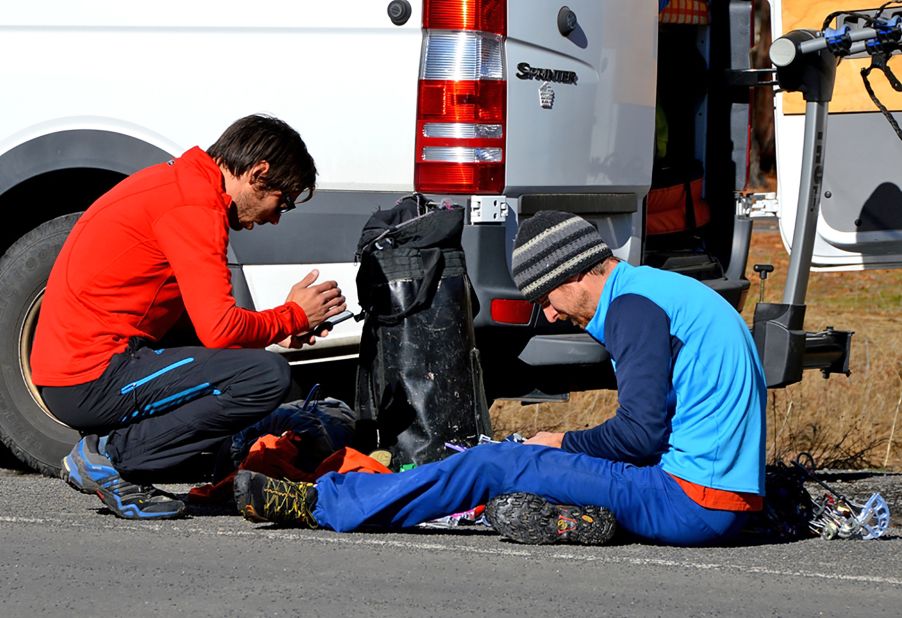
left=0, top=0, right=898, bottom=475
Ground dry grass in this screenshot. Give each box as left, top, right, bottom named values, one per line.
left=491, top=227, right=902, bottom=471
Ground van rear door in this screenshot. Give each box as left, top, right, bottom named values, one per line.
left=773, top=1, right=902, bottom=269
left=505, top=1, right=658, bottom=199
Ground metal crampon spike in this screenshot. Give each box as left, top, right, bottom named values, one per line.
left=810, top=492, right=891, bottom=540
left=852, top=493, right=891, bottom=540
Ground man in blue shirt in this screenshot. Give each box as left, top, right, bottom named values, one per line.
left=235, top=211, right=766, bottom=546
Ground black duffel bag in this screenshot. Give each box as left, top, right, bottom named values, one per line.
left=354, top=194, right=491, bottom=469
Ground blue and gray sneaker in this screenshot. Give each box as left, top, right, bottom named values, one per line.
left=61, top=435, right=187, bottom=520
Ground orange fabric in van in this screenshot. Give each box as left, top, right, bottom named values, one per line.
left=660, top=0, right=710, bottom=25
left=646, top=177, right=711, bottom=236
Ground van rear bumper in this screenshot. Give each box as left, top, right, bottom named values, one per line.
left=517, top=334, right=610, bottom=366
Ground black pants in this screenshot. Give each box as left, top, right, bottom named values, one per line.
left=42, top=338, right=291, bottom=477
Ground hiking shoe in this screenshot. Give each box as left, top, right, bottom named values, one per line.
left=485, top=492, right=617, bottom=545
left=234, top=470, right=319, bottom=528
left=61, top=435, right=187, bottom=520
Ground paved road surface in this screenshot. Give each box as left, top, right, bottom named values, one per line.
left=1, top=468, right=900, bottom=617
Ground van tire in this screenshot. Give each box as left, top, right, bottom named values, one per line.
left=0, top=214, right=81, bottom=476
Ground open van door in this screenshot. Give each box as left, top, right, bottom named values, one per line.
left=772, top=0, right=902, bottom=270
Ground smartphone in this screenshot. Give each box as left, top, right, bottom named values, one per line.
left=311, top=310, right=355, bottom=336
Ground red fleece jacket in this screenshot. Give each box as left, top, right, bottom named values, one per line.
left=31, top=147, right=308, bottom=386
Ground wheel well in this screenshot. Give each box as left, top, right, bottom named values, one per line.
left=0, top=168, right=125, bottom=255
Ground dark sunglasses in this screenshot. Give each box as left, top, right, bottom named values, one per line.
left=278, top=192, right=297, bottom=215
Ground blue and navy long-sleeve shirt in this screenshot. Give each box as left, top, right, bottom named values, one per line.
left=561, top=262, right=766, bottom=495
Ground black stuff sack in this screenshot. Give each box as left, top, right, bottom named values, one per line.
left=354, top=194, right=491, bottom=469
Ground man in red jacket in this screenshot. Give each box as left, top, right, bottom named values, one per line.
left=31, top=114, right=346, bottom=520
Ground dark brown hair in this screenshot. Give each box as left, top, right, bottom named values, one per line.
left=207, top=114, right=317, bottom=202
left=586, top=256, right=617, bottom=276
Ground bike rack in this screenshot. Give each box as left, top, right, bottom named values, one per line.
left=751, top=13, right=902, bottom=387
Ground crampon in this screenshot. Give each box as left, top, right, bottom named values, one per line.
left=794, top=453, right=891, bottom=540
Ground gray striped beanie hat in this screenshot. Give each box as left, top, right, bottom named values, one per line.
left=511, top=211, right=612, bottom=302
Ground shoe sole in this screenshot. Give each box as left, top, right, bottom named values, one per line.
left=486, top=492, right=617, bottom=545
left=94, top=487, right=187, bottom=520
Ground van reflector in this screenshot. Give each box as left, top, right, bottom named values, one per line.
left=423, top=0, right=507, bottom=36
left=422, top=123, right=503, bottom=139
left=422, top=146, right=503, bottom=163
left=490, top=299, right=533, bottom=325
left=417, top=0, right=506, bottom=194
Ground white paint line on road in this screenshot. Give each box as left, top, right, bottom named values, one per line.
left=4, top=514, right=900, bottom=586
left=0, top=516, right=47, bottom=524
left=208, top=526, right=902, bottom=586
left=269, top=531, right=535, bottom=558
left=548, top=552, right=902, bottom=586
left=272, top=534, right=902, bottom=586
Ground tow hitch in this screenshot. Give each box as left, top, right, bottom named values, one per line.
left=752, top=302, right=852, bottom=388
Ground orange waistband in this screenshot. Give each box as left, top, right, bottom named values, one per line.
left=668, top=473, right=763, bottom=512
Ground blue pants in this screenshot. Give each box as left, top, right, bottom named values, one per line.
left=314, top=442, right=747, bottom=546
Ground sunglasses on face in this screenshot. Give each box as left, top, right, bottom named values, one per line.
left=278, top=192, right=297, bottom=215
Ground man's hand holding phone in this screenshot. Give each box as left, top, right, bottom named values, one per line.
left=278, top=269, right=348, bottom=348
left=278, top=310, right=355, bottom=348
left=309, top=309, right=355, bottom=336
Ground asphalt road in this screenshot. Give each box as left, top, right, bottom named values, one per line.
left=1, top=467, right=900, bottom=617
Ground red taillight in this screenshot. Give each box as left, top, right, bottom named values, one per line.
left=490, top=299, right=533, bottom=325
left=417, top=80, right=505, bottom=123
left=416, top=1, right=506, bottom=194
left=415, top=162, right=504, bottom=194
left=423, top=0, right=507, bottom=36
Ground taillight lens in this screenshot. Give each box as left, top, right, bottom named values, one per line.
left=421, top=31, right=504, bottom=80
left=423, top=0, right=507, bottom=36
left=490, top=299, right=533, bottom=325
left=418, top=79, right=505, bottom=124
left=416, top=2, right=506, bottom=194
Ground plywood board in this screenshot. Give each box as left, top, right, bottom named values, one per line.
left=781, top=1, right=902, bottom=113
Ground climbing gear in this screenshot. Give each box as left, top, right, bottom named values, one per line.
left=794, top=453, right=892, bottom=540
left=747, top=453, right=891, bottom=541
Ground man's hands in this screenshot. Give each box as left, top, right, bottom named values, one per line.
left=524, top=431, right=565, bottom=448
left=276, top=332, right=318, bottom=349
left=279, top=269, right=346, bottom=348
left=288, top=269, right=346, bottom=324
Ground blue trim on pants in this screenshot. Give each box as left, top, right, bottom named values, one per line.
left=41, top=342, right=290, bottom=477
left=314, top=442, right=748, bottom=546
